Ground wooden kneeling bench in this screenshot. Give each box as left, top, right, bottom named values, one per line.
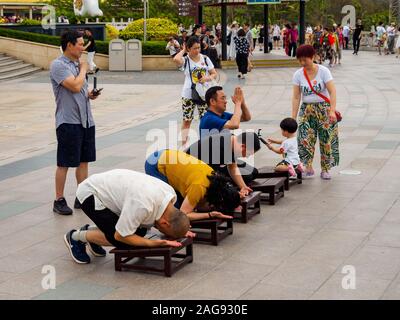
left=249, top=177, right=286, bottom=205
left=190, top=218, right=233, bottom=246
left=256, top=166, right=302, bottom=191
left=110, top=237, right=193, bottom=277
left=227, top=191, right=261, bottom=223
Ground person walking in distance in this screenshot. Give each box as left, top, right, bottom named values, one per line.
left=352, top=19, right=363, bottom=55
left=83, top=28, right=99, bottom=74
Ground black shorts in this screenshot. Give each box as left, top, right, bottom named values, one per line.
left=81, top=195, right=148, bottom=249
left=273, top=36, right=280, bottom=41
left=56, top=124, right=96, bottom=167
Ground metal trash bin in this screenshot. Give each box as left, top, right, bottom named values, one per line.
left=109, top=39, right=125, bottom=71
left=125, top=39, right=142, bottom=71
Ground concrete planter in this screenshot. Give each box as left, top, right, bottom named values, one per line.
left=0, top=37, right=176, bottom=71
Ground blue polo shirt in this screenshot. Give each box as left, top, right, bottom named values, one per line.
left=199, top=110, right=233, bottom=138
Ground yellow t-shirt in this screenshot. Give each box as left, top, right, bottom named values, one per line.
left=157, top=150, right=213, bottom=207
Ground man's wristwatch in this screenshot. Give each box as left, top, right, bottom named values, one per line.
left=208, top=212, right=212, bottom=219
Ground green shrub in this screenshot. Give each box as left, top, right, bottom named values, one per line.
left=142, top=41, right=168, bottom=55
left=19, top=19, right=42, bottom=26
left=0, top=27, right=167, bottom=55
left=105, top=24, right=119, bottom=40
left=120, top=18, right=177, bottom=41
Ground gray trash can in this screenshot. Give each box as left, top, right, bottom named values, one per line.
left=125, top=39, right=142, bottom=71
left=109, top=39, right=125, bottom=71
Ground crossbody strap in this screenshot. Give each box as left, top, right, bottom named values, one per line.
left=185, top=56, right=195, bottom=86
left=303, top=68, right=331, bottom=104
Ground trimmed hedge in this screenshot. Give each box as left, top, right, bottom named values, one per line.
left=0, top=27, right=168, bottom=55
left=142, top=41, right=168, bottom=55
left=120, top=18, right=177, bottom=41
left=0, top=27, right=60, bottom=46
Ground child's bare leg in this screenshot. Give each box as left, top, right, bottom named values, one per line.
left=275, top=164, right=289, bottom=172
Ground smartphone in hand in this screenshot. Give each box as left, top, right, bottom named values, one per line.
left=92, top=88, right=103, bottom=96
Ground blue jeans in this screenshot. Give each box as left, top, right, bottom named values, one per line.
left=144, top=150, right=168, bottom=184
left=144, top=149, right=184, bottom=208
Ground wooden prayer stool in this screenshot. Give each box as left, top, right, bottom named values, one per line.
left=227, top=191, right=261, bottom=223
left=109, top=237, right=193, bottom=277
left=249, top=177, right=286, bottom=205
left=256, top=166, right=302, bottom=191
left=190, top=218, right=233, bottom=246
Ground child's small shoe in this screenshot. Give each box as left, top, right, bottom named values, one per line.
left=296, top=162, right=305, bottom=173
left=288, top=164, right=296, bottom=177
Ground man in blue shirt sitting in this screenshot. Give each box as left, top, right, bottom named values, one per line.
left=199, top=85, right=257, bottom=181
left=199, top=86, right=251, bottom=138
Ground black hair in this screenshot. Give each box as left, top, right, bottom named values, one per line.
left=186, top=36, right=200, bottom=49
left=206, top=172, right=240, bottom=212
left=280, top=117, right=298, bottom=133
left=205, top=86, right=223, bottom=106
left=61, top=29, right=83, bottom=52
left=84, top=28, right=93, bottom=33
left=237, top=29, right=246, bottom=37
left=237, top=132, right=261, bottom=153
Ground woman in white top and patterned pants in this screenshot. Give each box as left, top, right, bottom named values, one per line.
left=292, top=45, right=339, bottom=180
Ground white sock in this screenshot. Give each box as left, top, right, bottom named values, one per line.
left=71, top=230, right=88, bottom=243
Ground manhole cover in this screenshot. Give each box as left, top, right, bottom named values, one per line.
left=339, top=169, right=362, bottom=175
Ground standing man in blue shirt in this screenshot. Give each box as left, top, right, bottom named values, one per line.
left=50, top=30, right=101, bottom=215
left=199, top=86, right=251, bottom=138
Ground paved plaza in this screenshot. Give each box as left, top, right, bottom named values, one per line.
left=0, top=50, right=400, bottom=300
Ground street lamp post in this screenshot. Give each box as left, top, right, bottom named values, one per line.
left=143, top=0, right=147, bottom=42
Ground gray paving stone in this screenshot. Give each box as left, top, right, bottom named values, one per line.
left=241, top=283, right=314, bottom=300
left=310, top=274, right=391, bottom=300
left=340, top=245, right=400, bottom=281
left=0, top=201, right=43, bottom=220
left=367, top=140, right=399, bottom=150
left=33, top=279, right=115, bottom=300
left=92, top=156, right=135, bottom=168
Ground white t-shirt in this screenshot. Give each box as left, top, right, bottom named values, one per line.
left=376, top=26, right=386, bottom=40
left=387, top=26, right=396, bottom=37
left=76, top=169, right=177, bottom=237
left=343, top=25, right=350, bottom=37
left=166, top=40, right=180, bottom=56
left=293, top=65, right=333, bottom=104
left=273, top=25, right=281, bottom=37
left=181, top=54, right=214, bottom=100
left=280, top=137, right=300, bottom=166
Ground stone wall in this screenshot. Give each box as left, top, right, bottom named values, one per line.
left=0, top=37, right=176, bottom=71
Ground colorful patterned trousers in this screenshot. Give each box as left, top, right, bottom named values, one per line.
left=297, top=102, right=339, bottom=171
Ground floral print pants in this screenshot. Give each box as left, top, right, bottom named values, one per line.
left=297, top=102, right=339, bottom=171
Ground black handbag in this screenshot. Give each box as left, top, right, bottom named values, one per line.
left=186, top=57, right=206, bottom=105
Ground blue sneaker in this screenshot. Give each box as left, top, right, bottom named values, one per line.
left=64, top=229, right=91, bottom=264
left=80, top=224, right=107, bottom=257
